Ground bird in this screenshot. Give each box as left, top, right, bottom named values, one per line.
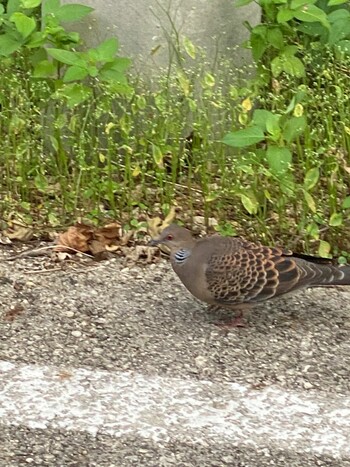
left=149, top=223, right=350, bottom=326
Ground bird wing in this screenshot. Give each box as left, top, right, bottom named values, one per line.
left=205, top=238, right=304, bottom=305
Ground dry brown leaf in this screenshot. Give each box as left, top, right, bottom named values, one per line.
left=4, top=225, right=34, bottom=241
left=95, top=222, right=121, bottom=245
left=148, top=206, right=176, bottom=238
left=56, top=223, right=94, bottom=253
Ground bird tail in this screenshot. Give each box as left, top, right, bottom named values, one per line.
left=308, top=262, right=350, bottom=287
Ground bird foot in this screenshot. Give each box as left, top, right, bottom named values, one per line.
left=214, top=315, right=247, bottom=328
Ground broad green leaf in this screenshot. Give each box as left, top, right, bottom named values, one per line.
left=318, top=240, right=331, bottom=258
left=21, top=0, right=42, bottom=7
left=328, top=18, right=350, bottom=45
left=240, top=193, right=259, bottom=215
left=58, top=83, right=92, bottom=107
left=271, top=56, right=284, bottom=77
left=265, top=113, right=281, bottom=139
left=47, top=48, right=85, bottom=66
left=342, top=196, right=350, bottom=209
left=7, top=0, right=21, bottom=15
left=282, top=45, right=299, bottom=56
left=10, top=12, right=36, bottom=38
left=329, top=212, right=343, bottom=226
left=183, top=36, right=196, bottom=59
left=306, top=222, right=319, bottom=239
left=304, top=167, right=319, bottom=190
left=283, top=115, right=307, bottom=143
left=63, top=65, right=88, bottom=82
left=283, top=56, right=305, bottom=77
left=303, top=191, right=316, bottom=212
left=266, top=27, right=284, bottom=49
left=293, top=4, right=329, bottom=28
left=34, top=173, right=48, bottom=192
left=328, top=0, right=348, bottom=5
left=33, top=59, right=56, bottom=77
left=222, top=126, right=265, bottom=148
left=328, top=9, right=350, bottom=23
left=252, top=109, right=272, bottom=131
left=277, top=7, right=294, bottom=23
left=0, top=35, right=22, bottom=55
left=42, top=0, right=59, bottom=15
left=250, top=32, right=267, bottom=61
left=266, top=146, right=292, bottom=175
left=290, top=0, right=316, bottom=8
left=95, top=38, right=118, bottom=61
left=55, top=4, right=94, bottom=22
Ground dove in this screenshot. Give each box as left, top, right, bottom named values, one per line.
left=149, top=224, right=350, bottom=325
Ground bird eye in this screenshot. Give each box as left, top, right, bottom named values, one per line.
left=166, top=234, right=173, bottom=241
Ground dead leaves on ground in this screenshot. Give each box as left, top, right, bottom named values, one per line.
left=0, top=208, right=179, bottom=266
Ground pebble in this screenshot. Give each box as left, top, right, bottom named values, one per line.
left=71, top=330, right=82, bottom=337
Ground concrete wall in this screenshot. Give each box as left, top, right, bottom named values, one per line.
left=62, top=0, right=260, bottom=74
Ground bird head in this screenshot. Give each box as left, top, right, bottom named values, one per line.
left=149, top=224, right=195, bottom=252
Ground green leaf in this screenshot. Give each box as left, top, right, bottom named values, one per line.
left=252, top=109, right=272, bottom=131
left=7, top=0, right=21, bottom=15
left=250, top=32, right=267, bottom=61
left=0, top=34, right=22, bottom=55
left=55, top=4, right=94, bottom=22
left=222, top=126, right=265, bottom=148
left=183, top=36, right=196, bottom=59
left=271, top=56, right=284, bottom=77
left=293, top=4, right=330, bottom=28
left=57, top=83, right=92, bottom=107
left=266, top=146, right=292, bottom=175
left=328, top=9, right=350, bottom=23
left=47, top=48, right=85, bottom=66
left=318, top=240, right=331, bottom=258
left=328, top=18, right=350, bottom=45
left=42, top=0, right=59, bottom=15
left=21, top=0, right=42, bottom=7
left=10, top=12, right=36, bottom=38
left=283, top=115, right=307, bottom=143
left=266, top=27, right=284, bottom=49
left=265, top=113, right=281, bottom=139
left=328, top=0, right=348, bottom=5
left=21, top=0, right=41, bottom=7
left=290, top=0, right=316, bottom=8
left=33, top=59, right=56, bottom=77
left=152, top=144, right=163, bottom=167
left=341, top=196, right=350, bottom=209
left=304, top=167, right=320, bottom=190
left=95, top=38, right=118, bottom=61
left=303, top=191, right=316, bottom=213
left=63, top=65, right=88, bottom=82
left=277, top=7, right=295, bottom=23
left=240, top=193, right=259, bottom=215
left=282, top=56, right=306, bottom=77
left=329, top=212, right=343, bottom=226
left=34, top=173, right=48, bottom=192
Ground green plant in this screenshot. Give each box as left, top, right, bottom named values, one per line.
left=237, top=0, right=350, bottom=82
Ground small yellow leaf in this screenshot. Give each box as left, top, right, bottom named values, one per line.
left=242, top=97, right=252, bottom=113
left=99, top=153, right=105, bottom=163
left=105, top=122, right=116, bottom=135
left=132, top=165, right=141, bottom=177
left=293, top=103, right=304, bottom=117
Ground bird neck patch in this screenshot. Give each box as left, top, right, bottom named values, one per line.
left=174, top=248, right=191, bottom=263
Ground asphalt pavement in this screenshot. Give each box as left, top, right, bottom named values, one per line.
left=1, top=246, right=350, bottom=466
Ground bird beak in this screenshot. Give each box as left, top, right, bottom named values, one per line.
left=148, top=239, right=160, bottom=247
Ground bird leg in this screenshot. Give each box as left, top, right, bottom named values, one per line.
left=207, top=304, right=251, bottom=328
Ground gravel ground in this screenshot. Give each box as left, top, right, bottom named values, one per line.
left=1, top=244, right=350, bottom=466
